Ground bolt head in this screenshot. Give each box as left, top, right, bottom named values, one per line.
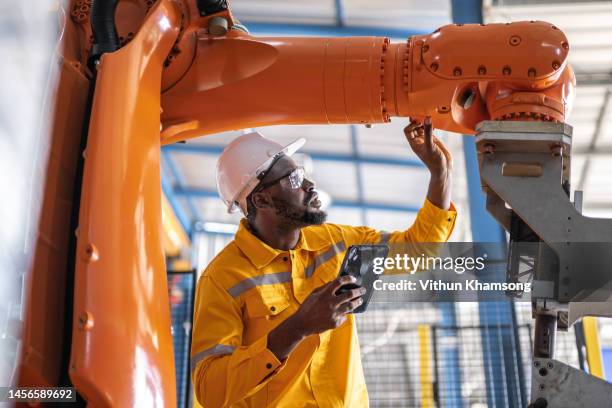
left=509, top=35, right=522, bottom=46
left=83, top=243, right=99, bottom=262
left=78, top=312, right=94, bottom=330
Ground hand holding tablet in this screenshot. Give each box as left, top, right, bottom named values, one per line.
left=336, top=244, right=389, bottom=313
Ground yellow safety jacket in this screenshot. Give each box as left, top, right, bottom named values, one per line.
left=191, top=199, right=457, bottom=407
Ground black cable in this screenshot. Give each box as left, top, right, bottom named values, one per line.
left=196, top=0, right=228, bottom=16
left=89, top=0, right=120, bottom=66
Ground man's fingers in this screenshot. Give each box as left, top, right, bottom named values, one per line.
left=328, top=275, right=357, bottom=294
left=404, top=121, right=421, bottom=135
left=339, top=297, right=363, bottom=314
left=335, top=287, right=366, bottom=306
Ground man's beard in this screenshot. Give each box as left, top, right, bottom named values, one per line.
left=272, top=194, right=327, bottom=227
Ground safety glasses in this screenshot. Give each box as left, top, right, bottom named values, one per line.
left=254, top=166, right=305, bottom=193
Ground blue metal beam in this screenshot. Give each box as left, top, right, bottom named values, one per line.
left=334, top=0, right=345, bottom=27
left=452, top=1, right=526, bottom=406
left=161, top=175, right=191, bottom=235
left=173, top=186, right=419, bottom=213
left=244, top=22, right=428, bottom=39
left=162, top=144, right=425, bottom=168
left=162, top=150, right=199, bottom=222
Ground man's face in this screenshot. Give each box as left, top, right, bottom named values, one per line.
left=255, top=156, right=327, bottom=227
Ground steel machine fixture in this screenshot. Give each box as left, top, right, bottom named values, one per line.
left=19, top=0, right=592, bottom=406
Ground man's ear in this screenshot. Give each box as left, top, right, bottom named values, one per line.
left=251, top=191, right=273, bottom=209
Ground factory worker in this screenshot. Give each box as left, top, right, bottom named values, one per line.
left=191, top=119, right=456, bottom=407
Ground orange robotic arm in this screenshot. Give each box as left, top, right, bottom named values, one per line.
left=160, top=9, right=575, bottom=143
left=22, top=1, right=575, bottom=406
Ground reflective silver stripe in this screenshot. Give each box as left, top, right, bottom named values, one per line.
left=379, top=231, right=392, bottom=244
left=228, top=271, right=292, bottom=298
left=304, top=240, right=347, bottom=278
left=191, top=344, right=235, bottom=372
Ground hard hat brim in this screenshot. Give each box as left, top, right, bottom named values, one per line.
left=228, top=137, right=306, bottom=213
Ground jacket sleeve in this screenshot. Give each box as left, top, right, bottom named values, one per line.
left=340, top=198, right=458, bottom=245
left=191, top=274, right=286, bottom=407
left=336, top=199, right=458, bottom=275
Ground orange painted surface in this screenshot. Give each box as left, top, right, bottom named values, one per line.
left=68, top=0, right=180, bottom=405
left=17, top=2, right=93, bottom=389
left=161, top=20, right=575, bottom=142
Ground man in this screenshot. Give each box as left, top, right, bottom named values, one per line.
left=191, top=118, right=456, bottom=407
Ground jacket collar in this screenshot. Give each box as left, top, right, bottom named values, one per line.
left=234, top=219, right=331, bottom=269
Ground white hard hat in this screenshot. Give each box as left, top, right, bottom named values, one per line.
left=216, top=131, right=306, bottom=215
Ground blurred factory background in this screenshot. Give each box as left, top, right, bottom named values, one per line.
left=2, top=0, right=612, bottom=407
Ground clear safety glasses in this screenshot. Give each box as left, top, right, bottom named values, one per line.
left=254, top=166, right=305, bottom=192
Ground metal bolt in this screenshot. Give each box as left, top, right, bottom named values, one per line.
left=547, top=362, right=553, bottom=369
left=453, top=67, right=462, bottom=76
left=483, top=143, right=495, bottom=155
left=83, top=243, right=99, bottom=262
left=365, top=124, right=373, bottom=128
left=551, top=145, right=563, bottom=157
left=528, top=68, right=536, bottom=77
left=534, top=361, right=541, bottom=368
left=539, top=384, right=545, bottom=391
left=478, top=65, right=487, bottom=75
left=430, top=62, right=439, bottom=72
left=208, top=16, right=228, bottom=36
left=78, top=312, right=94, bottom=331
left=502, top=66, right=512, bottom=75
left=552, top=61, right=561, bottom=70
left=562, top=42, right=569, bottom=50
left=532, top=398, right=548, bottom=408
left=509, top=35, right=521, bottom=46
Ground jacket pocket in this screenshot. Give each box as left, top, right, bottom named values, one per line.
left=244, top=292, right=291, bottom=318
left=242, top=290, right=292, bottom=346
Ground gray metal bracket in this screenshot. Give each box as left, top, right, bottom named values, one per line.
left=476, top=121, right=612, bottom=324
left=529, top=358, right=612, bottom=407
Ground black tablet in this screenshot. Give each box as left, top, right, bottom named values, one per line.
left=337, top=244, right=389, bottom=313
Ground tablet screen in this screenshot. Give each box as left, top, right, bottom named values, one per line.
left=337, top=244, right=389, bottom=313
